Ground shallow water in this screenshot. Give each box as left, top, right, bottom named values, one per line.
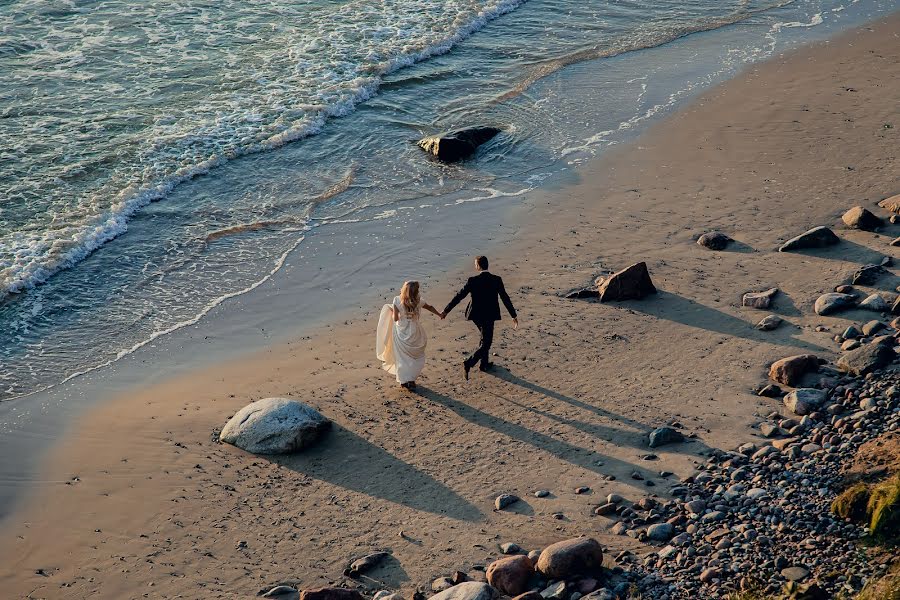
left=0, top=0, right=896, bottom=403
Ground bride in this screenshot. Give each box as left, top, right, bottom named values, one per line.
left=376, top=281, right=442, bottom=390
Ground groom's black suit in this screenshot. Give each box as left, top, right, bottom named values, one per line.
left=443, top=271, right=516, bottom=371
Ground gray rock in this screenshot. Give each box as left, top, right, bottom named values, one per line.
left=500, top=542, right=521, bottom=554
left=495, top=494, right=520, bottom=510
left=697, top=232, right=732, bottom=250
left=756, top=315, right=783, bottom=331
left=607, top=493, right=623, bottom=504
left=648, top=426, right=684, bottom=448
left=534, top=490, right=550, bottom=498
left=783, top=388, right=827, bottom=416
left=814, top=293, right=856, bottom=316
left=540, top=582, right=567, bottom=600
left=843, top=325, right=862, bottom=339
left=431, top=583, right=497, bottom=600
left=853, top=264, right=885, bottom=286
left=743, top=288, right=778, bottom=309
left=646, top=523, right=674, bottom=542
left=263, top=586, right=300, bottom=598
left=778, top=226, right=840, bottom=252
left=862, top=320, right=886, bottom=336
left=842, top=339, right=861, bottom=351
left=859, top=294, right=889, bottom=312
left=219, top=398, right=331, bottom=454
left=781, top=566, right=810, bottom=582
left=837, top=343, right=895, bottom=376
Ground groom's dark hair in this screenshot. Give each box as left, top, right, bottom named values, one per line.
left=475, top=256, right=489, bottom=270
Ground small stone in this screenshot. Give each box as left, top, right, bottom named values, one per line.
left=842, top=206, right=882, bottom=231
left=534, top=490, right=550, bottom=498
left=646, top=523, right=674, bottom=542
left=697, top=231, right=732, bottom=250
left=742, top=288, right=778, bottom=309
left=495, top=494, right=520, bottom=511
left=574, top=486, right=590, bottom=494
left=756, top=314, right=783, bottom=331
left=781, top=566, right=810, bottom=582
left=594, top=503, right=617, bottom=516
left=500, top=543, right=521, bottom=555
left=859, top=294, right=889, bottom=312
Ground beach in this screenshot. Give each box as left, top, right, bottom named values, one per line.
left=1, top=10, right=899, bottom=600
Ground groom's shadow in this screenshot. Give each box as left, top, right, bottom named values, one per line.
left=413, top=386, right=686, bottom=490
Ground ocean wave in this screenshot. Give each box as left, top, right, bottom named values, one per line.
left=0, top=0, right=528, bottom=302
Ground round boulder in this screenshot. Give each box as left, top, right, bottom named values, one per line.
left=219, top=398, right=331, bottom=454
left=486, top=555, right=534, bottom=596
left=536, top=537, right=604, bottom=579
left=842, top=206, right=882, bottom=231
left=697, top=232, right=732, bottom=251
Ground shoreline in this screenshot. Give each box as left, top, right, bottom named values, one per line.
left=2, top=11, right=900, bottom=598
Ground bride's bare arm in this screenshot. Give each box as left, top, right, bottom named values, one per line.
left=422, top=303, right=441, bottom=317
left=392, top=305, right=400, bottom=322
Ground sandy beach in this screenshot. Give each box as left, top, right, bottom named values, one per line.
left=2, top=12, right=899, bottom=599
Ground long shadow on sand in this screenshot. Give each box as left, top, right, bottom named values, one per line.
left=780, top=237, right=893, bottom=266
left=268, top=423, right=483, bottom=522
left=415, top=386, right=695, bottom=491
left=621, top=291, right=828, bottom=353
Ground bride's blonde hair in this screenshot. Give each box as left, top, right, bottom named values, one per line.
left=400, top=281, right=420, bottom=316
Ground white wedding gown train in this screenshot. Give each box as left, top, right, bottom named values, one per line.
left=376, top=296, right=427, bottom=384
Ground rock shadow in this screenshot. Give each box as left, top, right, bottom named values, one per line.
left=620, top=291, right=827, bottom=353
left=779, top=237, right=891, bottom=265
left=414, top=386, right=686, bottom=492
left=351, top=553, right=410, bottom=589
left=268, top=424, right=483, bottom=522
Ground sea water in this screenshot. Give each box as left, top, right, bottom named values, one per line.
left=0, top=0, right=896, bottom=403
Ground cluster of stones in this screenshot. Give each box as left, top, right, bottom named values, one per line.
left=613, top=369, right=900, bottom=599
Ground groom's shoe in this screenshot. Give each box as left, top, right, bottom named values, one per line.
left=479, top=362, right=495, bottom=372
left=463, top=362, right=471, bottom=381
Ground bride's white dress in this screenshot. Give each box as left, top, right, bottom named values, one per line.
left=376, top=296, right=427, bottom=384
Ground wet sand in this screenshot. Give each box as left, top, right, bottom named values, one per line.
left=1, top=13, right=899, bottom=599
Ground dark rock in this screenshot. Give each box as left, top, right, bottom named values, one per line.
left=418, top=127, right=501, bottom=162
left=565, top=288, right=600, bottom=300
left=697, top=232, right=732, bottom=250
left=892, top=295, right=900, bottom=315
left=300, top=589, right=364, bottom=600
left=778, top=226, right=840, bottom=252
left=597, top=262, right=657, bottom=302
left=758, top=383, right=783, bottom=398
left=768, top=355, right=822, bottom=386
left=648, top=426, right=684, bottom=448
left=486, top=555, right=534, bottom=596
left=535, top=537, right=604, bottom=579
left=852, top=264, right=885, bottom=286
left=842, top=206, right=882, bottom=231
left=594, top=503, right=617, bottom=516
left=861, top=320, right=886, bottom=336
left=264, top=587, right=300, bottom=598
left=837, top=343, right=895, bottom=376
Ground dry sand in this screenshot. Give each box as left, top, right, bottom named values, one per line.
left=1, top=14, right=899, bottom=599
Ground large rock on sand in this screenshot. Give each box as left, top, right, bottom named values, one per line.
left=536, top=537, right=604, bottom=579
left=418, top=127, right=501, bottom=162
left=837, top=343, right=896, bottom=376
left=430, top=582, right=498, bottom=600
left=878, top=194, right=900, bottom=214
left=597, top=262, right=657, bottom=302
left=778, top=226, right=840, bottom=252
left=814, top=293, right=856, bottom=316
left=768, top=354, right=822, bottom=386
left=300, top=590, right=364, bottom=600
left=220, top=398, right=331, bottom=454
left=742, top=288, right=778, bottom=309
left=648, top=426, right=684, bottom=448
left=486, top=555, right=534, bottom=596
left=784, top=388, right=828, bottom=416
left=842, top=206, right=882, bottom=231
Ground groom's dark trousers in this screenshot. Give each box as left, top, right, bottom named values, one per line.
left=443, top=271, right=515, bottom=371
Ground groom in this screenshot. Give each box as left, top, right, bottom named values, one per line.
left=441, top=256, right=518, bottom=380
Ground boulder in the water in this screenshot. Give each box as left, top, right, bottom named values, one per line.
left=219, top=398, right=331, bottom=454
left=778, top=226, right=840, bottom=252
left=597, top=262, right=657, bottom=302
left=842, top=206, right=882, bottom=231
left=418, top=127, right=501, bottom=162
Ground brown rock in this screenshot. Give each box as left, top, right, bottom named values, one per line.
left=768, top=354, right=822, bottom=386
left=878, top=193, right=900, bottom=213
left=697, top=231, right=732, bottom=250
left=842, top=206, right=882, bottom=231
left=486, top=555, right=534, bottom=596
left=300, top=589, right=364, bottom=600
left=535, top=537, right=604, bottom=579
left=597, top=262, right=657, bottom=302
left=742, top=288, right=778, bottom=309
left=593, top=503, right=617, bottom=516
